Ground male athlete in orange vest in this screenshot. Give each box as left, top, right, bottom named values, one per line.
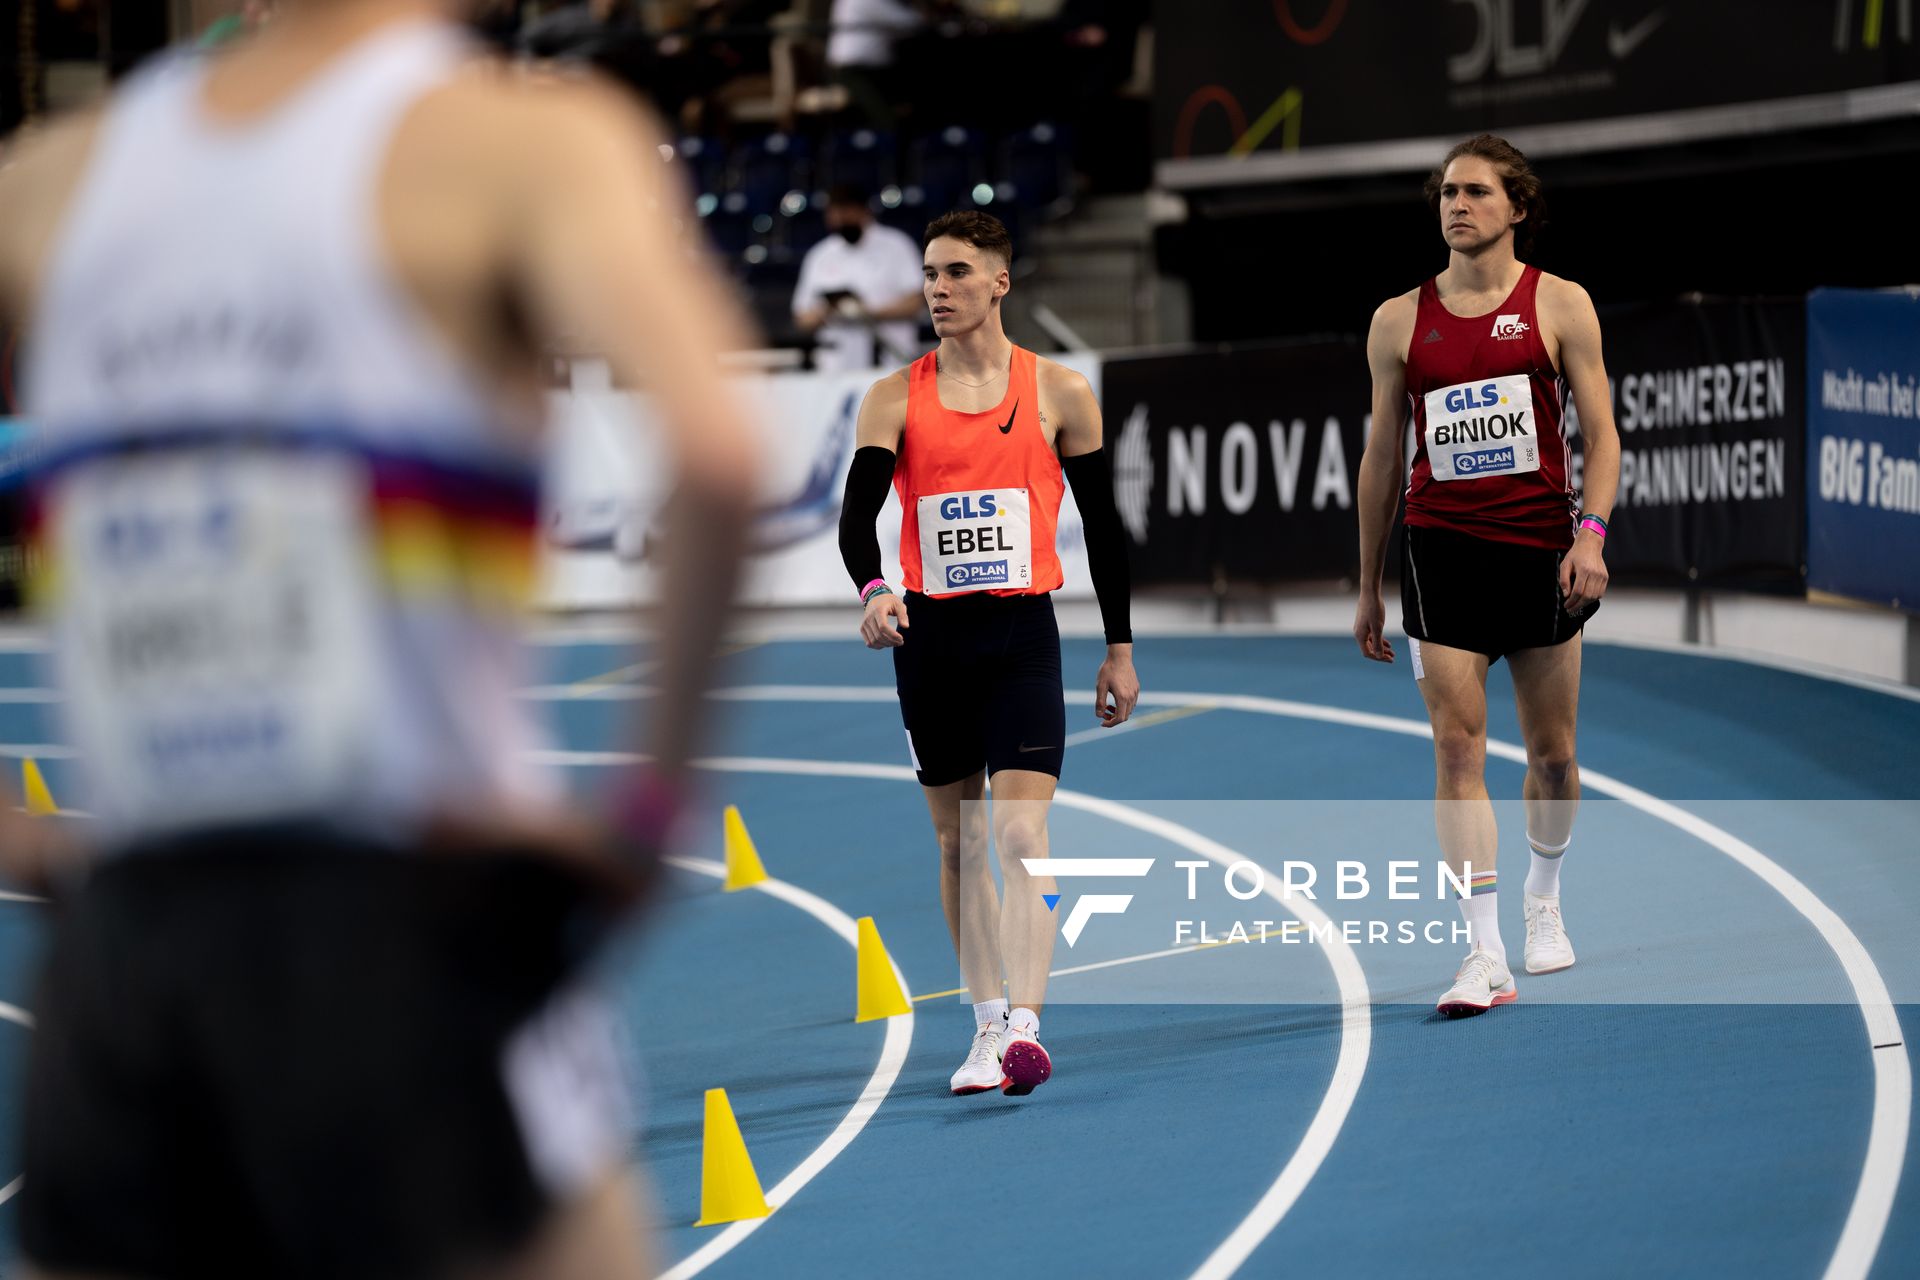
left=839, top=210, right=1139, bottom=1096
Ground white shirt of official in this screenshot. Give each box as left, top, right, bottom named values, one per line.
left=826, top=0, right=923, bottom=69
left=792, top=220, right=926, bottom=373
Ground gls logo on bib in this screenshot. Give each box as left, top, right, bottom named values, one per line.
left=1423, top=374, right=1539, bottom=481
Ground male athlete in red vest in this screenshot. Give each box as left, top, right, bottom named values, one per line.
left=838, top=211, right=1139, bottom=1095
left=1353, top=134, right=1621, bottom=1016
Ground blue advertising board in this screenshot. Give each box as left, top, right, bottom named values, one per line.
left=1806, top=289, right=1920, bottom=611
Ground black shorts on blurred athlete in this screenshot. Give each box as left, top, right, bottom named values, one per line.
left=20, top=824, right=632, bottom=1280
left=1400, top=522, right=1600, bottom=661
left=892, top=590, right=1065, bottom=786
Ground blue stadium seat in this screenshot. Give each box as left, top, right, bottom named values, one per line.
left=775, top=189, right=828, bottom=259
left=822, top=129, right=897, bottom=199
left=697, top=192, right=756, bottom=258
left=672, top=135, right=727, bottom=199
left=876, top=185, right=932, bottom=241
left=733, top=131, right=812, bottom=217
left=1001, top=122, right=1074, bottom=217
left=907, top=126, right=986, bottom=220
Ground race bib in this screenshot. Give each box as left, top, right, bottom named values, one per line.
left=918, top=488, right=1032, bottom=595
left=51, top=449, right=383, bottom=827
left=1422, top=374, right=1540, bottom=481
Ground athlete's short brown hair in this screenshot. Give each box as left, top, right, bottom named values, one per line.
left=923, top=211, right=1013, bottom=266
left=1425, top=134, right=1548, bottom=258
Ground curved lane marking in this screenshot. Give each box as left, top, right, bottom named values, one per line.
left=654, top=853, right=915, bottom=1280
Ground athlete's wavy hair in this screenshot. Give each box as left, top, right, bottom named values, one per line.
left=923, top=211, right=1013, bottom=267
left=1424, top=134, right=1548, bottom=259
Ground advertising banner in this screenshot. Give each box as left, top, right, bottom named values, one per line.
left=1806, top=288, right=1920, bottom=611
left=1157, top=1, right=1918, bottom=179
left=1587, top=298, right=1805, bottom=589
left=1101, top=342, right=1370, bottom=586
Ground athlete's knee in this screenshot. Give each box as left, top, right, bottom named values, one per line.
left=1432, top=722, right=1486, bottom=780
left=1528, top=743, right=1577, bottom=787
left=995, top=815, right=1048, bottom=871
left=935, top=817, right=989, bottom=874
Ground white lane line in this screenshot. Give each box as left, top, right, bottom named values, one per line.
left=627, top=684, right=1908, bottom=1280
left=1584, top=635, right=1920, bottom=705
left=1136, top=689, right=1910, bottom=1280
left=1044, top=792, right=1371, bottom=1280
left=0, top=745, right=76, bottom=760
left=654, top=853, right=914, bottom=1280
left=5, top=673, right=1902, bottom=1276
left=1063, top=702, right=1216, bottom=749
left=0, top=1004, right=28, bottom=1206
left=675, top=754, right=1373, bottom=1280
left=1564, top=777, right=1907, bottom=1280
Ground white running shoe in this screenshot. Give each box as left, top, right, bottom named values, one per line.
left=949, top=1022, right=1007, bottom=1095
left=1435, top=944, right=1518, bottom=1017
left=1523, top=892, right=1576, bottom=974
left=1000, top=1029, right=1053, bottom=1096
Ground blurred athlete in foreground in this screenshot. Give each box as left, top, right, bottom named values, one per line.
left=0, top=0, right=758, bottom=1274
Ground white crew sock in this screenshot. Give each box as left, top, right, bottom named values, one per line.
left=972, top=998, right=1009, bottom=1032
left=1008, top=1006, right=1040, bottom=1038
left=1525, top=832, right=1570, bottom=898
left=1457, top=875, right=1505, bottom=964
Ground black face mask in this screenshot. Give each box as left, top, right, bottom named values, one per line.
left=836, top=223, right=865, bottom=245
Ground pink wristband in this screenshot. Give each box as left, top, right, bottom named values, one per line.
left=860, top=578, right=889, bottom=602
left=1580, top=515, right=1608, bottom=539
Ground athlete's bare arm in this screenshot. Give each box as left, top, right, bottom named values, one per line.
left=1354, top=290, right=1418, bottom=663
left=0, top=116, right=103, bottom=881
left=853, top=371, right=911, bottom=647
left=495, top=76, right=760, bottom=799
left=1040, top=359, right=1098, bottom=459
left=1539, top=275, right=1618, bottom=612
left=0, top=113, right=104, bottom=321
left=1041, top=359, right=1138, bottom=727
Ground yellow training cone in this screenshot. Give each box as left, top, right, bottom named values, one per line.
left=21, top=759, right=57, bottom=817
left=694, top=1088, right=771, bottom=1226
left=722, top=805, right=768, bottom=891
left=855, top=916, right=911, bottom=1022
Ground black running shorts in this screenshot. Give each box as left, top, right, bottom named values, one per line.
left=1400, top=522, right=1600, bottom=661
left=891, top=591, right=1066, bottom=787
left=20, top=826, right=633, bottom=1280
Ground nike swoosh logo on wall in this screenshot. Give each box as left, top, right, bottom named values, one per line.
left=998, top=398, right=1020, bottom=435
left=1607, top=11, right=1664, bottom=59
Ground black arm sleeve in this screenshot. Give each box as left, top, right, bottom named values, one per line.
left=838, top=445, right=897, bottom=591
left=1062, top=447, right=1133, bottom=645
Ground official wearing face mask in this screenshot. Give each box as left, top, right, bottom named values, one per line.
left=792, top=184, right=928, bottom=372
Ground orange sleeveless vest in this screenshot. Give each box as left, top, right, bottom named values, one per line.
left=896, top=345, right=1064, bottom=597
